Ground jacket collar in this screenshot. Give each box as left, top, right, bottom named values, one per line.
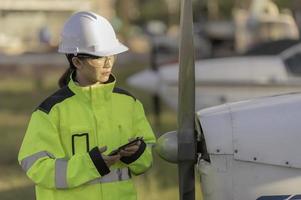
left=68, top=73, right=116, bottom=103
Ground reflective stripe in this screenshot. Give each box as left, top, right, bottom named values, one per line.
left=88, top=168, right=131, bottom=184
left=55, top=158, right=68, bottom=189
left=20, top=151, right=54, bottom=172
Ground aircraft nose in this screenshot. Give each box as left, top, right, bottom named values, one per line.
left=127, top=69, right=159, bottom=93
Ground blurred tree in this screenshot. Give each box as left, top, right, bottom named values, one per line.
left=207, top=0, right=220, bottom=20
left=136, top=0, right=169, bottom=25
left=164, top=0, right=180, bottom=26
left=115, top=0, right=140, bottom=41
left=234, top=0, right=252, bottom=9
left=196, top=0, right=238, bottom=20
left=115, top=0, right=171, bottom=41
left=273, top=0, right=292, bottom=9
left=114, top=0, right=297, bottom=42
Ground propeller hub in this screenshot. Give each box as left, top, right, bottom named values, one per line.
left=154, top=131, right=178, bottom=163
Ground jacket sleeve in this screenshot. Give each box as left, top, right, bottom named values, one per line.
left=120, top=100, right=156, bottom=175
left=18, top=109, right=110, bottom=189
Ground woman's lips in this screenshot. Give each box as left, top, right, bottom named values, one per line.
left=103, top=72, right=111, bottom=76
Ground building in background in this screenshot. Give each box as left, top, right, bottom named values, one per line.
left=0, top=0, right=114, bottom=55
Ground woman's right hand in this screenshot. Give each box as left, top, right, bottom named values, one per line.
left=99, top=146, right=121, bottom=167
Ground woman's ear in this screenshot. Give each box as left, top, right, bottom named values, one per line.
left=72, top=57, right=83, bottom=70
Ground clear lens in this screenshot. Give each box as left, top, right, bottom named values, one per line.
left=80, top=55, right=116, bottom=66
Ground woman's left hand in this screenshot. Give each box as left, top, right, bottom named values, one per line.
left=119, top=140, right=141, bottom=157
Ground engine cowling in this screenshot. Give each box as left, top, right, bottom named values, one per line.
left=197, top=93, right=301, bottom=200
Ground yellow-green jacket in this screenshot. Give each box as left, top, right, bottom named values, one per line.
left=18, top=75, right=156, bottom=200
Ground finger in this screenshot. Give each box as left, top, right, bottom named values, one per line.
left=104, top=155, right=121, bottom=167
left=122, top=148, right=138, bottom=155
left=98, top=146, right=107, bottom=153
left=119, top=150, right=133, bottom=157
left=126, top=140, right=141, bottom=147
left=109, top=157, right=121, bottom=166
left=102, top=156, right=110, bottom=166
left=123, top=145, right=139, bottom=152
left=107, top=154, right=121, bottom=162
left=120, top=147, right=139, bottom=155
left=109, top=154, right=121, bottom=160
left=102, top=155, right=108, bottom=159
left=122, top=149, right=138, bottom=155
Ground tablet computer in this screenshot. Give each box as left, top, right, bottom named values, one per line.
left=108, top=137, right=143, bottom=156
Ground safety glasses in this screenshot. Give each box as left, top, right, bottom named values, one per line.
left=76, top=54, right=116, bottom=66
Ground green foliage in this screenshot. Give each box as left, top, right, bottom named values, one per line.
left=274, top=0, right=292, bottom=9
left=218, top=0, right=236, bottom=19
left=137, top=0, right=169, bottom=25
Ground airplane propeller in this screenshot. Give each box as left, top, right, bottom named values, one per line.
left=177, top=0, right=197, bottom=199
left=155, top=0, right=197, bottom=199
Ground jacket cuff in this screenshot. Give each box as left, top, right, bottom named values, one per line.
left=89, top=147, right=110, bottom=176
left=120, top=140, right=146, bottom=164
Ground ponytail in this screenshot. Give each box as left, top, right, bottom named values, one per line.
left=58, top=54, right=76, bottom=88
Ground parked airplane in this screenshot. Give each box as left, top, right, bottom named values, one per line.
left=128, top=42, right=301, bottom=111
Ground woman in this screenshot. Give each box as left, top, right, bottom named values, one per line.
left=18, top=11, right=156, bottom=200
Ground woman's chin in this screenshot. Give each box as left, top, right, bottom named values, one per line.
left=98, top=77, right=110, bottom=83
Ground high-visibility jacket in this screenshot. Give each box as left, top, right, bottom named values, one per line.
left=18, top=75, right=156, bottom=200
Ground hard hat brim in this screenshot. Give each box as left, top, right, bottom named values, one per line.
left=92, top=42, right=129, bottom=57
left=58, top=42, right=129, bottom=57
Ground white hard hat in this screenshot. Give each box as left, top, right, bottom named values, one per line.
left=58, top=11, right=128, bottom=56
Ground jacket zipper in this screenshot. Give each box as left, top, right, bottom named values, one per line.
left=89, top=88, right=103, bottom=197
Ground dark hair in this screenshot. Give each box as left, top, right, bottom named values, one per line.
left=58, top=54, right=76, bottom=88
left=58, top=53, right=104, bottom=88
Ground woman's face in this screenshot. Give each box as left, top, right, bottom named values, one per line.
left=75, top=55, right=116, bottom=85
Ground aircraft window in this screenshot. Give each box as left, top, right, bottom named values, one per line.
left=284, top=52, right=301, bottom=76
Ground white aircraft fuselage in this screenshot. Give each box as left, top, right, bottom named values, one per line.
left=128, top=49, right=301, bottom=111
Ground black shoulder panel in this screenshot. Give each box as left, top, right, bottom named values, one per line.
left=113, top=87, right=136, bottom=101
left=37, top=86, right=75, bottom=114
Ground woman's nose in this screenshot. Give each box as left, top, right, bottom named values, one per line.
left=103, top=63, right=112, bottom=69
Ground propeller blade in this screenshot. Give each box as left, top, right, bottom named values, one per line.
left=177, top=0, right=196, bottom=199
